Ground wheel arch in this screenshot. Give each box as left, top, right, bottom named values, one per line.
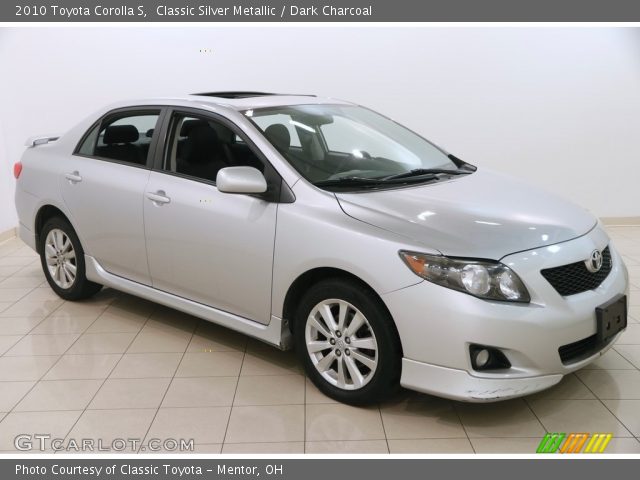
left=282, top=267, right=403, bottom=354
left=34, top=204, right=74, bottom=250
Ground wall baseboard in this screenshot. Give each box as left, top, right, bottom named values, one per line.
left=0, top=227, right=17, bottom=243
left=600, top=217, right=640, bottom=226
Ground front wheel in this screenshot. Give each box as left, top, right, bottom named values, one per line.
left=294, top=278, right=401, bottom=405
left=39, top=216, right=102, bottom=301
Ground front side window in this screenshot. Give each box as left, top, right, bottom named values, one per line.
left=163, top=113, right=265, bottom=183
left=77, top=112, right=160, bottom=166
left=248, top=104, right=469, bottom=189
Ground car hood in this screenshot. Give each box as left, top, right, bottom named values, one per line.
left=336, top=169, right=597, bottom=259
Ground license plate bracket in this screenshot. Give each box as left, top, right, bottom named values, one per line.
left=596, top=294, right=627, bottom=345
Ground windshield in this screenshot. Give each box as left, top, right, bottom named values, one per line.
left=247, top=104, right=465, bottom=190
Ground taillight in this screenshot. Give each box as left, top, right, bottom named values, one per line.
left=13, top=162, right=22, bottom=179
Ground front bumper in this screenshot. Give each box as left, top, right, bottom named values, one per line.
left=383, top=225, right=629, bottom=402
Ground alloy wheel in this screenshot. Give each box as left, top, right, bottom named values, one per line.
left=44, top=228, right=77, bottom=289
left=305, top=298, right=379, bottom=390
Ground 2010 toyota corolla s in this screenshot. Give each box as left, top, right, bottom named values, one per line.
left=13, top=92, right=629, bottom=404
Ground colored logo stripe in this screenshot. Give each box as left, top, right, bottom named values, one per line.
left=537, top=433, right=566, bottom=453
left=536, top=432, right=613, bottom=453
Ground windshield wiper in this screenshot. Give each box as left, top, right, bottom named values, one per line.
left=381, top=168, right=470, bottom=181
left=313, top=177, right=388, bottom=188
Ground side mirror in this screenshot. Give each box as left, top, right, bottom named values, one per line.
left=216, top=166, right=267, bottom=194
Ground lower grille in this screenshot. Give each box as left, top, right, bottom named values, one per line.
left=558, top=334, right=599, bottom=365
left=541, top=246, right=612, bottom=296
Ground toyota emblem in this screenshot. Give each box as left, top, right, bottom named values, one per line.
left=585, top=249, right=604, bottom=273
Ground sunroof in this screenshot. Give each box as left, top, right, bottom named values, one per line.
left=191, top=91, right=315, bottom=99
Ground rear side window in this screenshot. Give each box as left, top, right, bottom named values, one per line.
left=77, top=112, right=160, bottom=166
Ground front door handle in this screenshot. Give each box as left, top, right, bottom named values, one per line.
left=64, top=171, right=82, bottom=184
left=146, top=190, right=171, bottom=205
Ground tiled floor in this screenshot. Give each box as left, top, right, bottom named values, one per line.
left=0, top=226, right=639, bottom=454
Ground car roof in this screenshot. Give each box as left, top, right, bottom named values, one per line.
left=111, top=92, right=355, bottom=112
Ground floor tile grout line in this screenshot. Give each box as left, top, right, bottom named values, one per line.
left=376, top=402, right=391, bottom=454
left=572, top=371, right=637, bottom=438
left=138, top=317, right=199, bottom=453
left=451, top=401, right=476, bottom=454
left=0, top=289, right=102, bottom=421
left=59, top=301, right=157, bottom=449
left=220, top=337, right=249, bottom=449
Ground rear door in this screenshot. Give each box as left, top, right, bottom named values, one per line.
left=59, top=108, right=164, bottom=285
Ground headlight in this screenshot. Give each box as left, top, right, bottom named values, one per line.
left=399, top=251, right=530, bottom=303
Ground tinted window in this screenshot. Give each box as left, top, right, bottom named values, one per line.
left=78, top=112, right=160, bottom=166
left=164, top=113, right=265, bottom=183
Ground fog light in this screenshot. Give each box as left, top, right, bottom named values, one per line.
left=474, top=349, right=490, bottom=368
left=470, top=344, right=511, bottom=371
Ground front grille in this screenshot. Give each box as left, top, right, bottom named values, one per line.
left=558, top=334, right=609, bottom=365
left=541, top=247, right=612, bottom=296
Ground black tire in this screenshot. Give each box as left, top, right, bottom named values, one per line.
left=39, top=216, right=102, bottom=301
left=294, top=278, right=402, bottom=405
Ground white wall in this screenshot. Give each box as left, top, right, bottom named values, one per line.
left=1, top=27, right=639, bottom=233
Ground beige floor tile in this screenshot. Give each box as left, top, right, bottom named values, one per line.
left=0, top=335, right=23, bottom=355
left=44, top=354, right=121, bottom=380
left=0, top=316, right=45, bottom=335
left=380, top=397, right=466, bottom=439
left=0, top=302, right=11, bottom=313
left=616, top=324, right=640, bottom=344
left=145, top=310, right=198, bottom=334
left=234, top=375, right=305, bottom=406
left=602, top=400, right=640, bottom=436
left=68, top=409, right=156, bottom=450
left=30, top=316, right=96, bottom=334
left=0, top=356, right=59, bottom=381
left=89, top=378, right=171, bottom=409
left=576, top=370, right=640, bottom=399
left=109, top=295, right=157, bottom=318
left=528, top=399, right=632, bottom=436
left=110, top=353, right=182, bottom=379
left=223, top=442, right=305, bottom=454
left=306, top=440, right=389, bottom=454
left=49, top=301, right=109, bottom=319
left=5, top=334, right=79, bottom=356
left=146, top=407, right=231, bottom=445
left=305, top=378, right=339, bottom=404
left=0, top=256, right=35, bottom=267
left=226, top=405, right=304, bottom=443
left=67, top=332, right=136, bottom=354
left=0, top=381, right=36, bottom=410
left=0, top=276, right=44, bottom=289
left=176, top=351, right=244, bottom=377
left=162, top=377, right=237, bottom=407
left=86, top=309, right=148, bottom=333
left=14, top=379, right=103, bottom=412
left=188, top=322, right=247, bottom=353
left=388, top=438, right=473, bottom=453
left=584, top=349, right=636, bottom=369
left=614, top=345, right=640, bottom=369
left=241, top=342, right=303, bottom=376
left=470, top=437, right=544, bottom=453
left=127, top=326, right=192, bottom=353
left=0, top=288, right=33, bottom=303
left=0, top=297, right=62, bottom=319
left=0, top=266, right=22, bottom=277
left=0, top=410, right=82, bottom=450
left=528, top=374, right=595, bottom=400
left=305, top=404, right=385, bottom=441
left=456, top=399, right=545, bottom=438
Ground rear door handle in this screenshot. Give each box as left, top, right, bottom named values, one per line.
left=146, top=190, right=171, bottom=205
left=64, top=171, right=82, bottom=184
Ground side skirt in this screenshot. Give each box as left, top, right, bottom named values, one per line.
left=85, top=255, right=293, bottom=350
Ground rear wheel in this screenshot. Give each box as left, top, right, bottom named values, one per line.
left=294, top=278, right=401, bottom=404
left=39, top=217, right=102, bottom=300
